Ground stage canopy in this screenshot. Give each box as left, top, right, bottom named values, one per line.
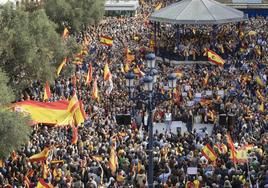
left=149, top=0, right=247, bottom=25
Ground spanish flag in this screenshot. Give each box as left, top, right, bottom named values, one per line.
left=104, top=63, right=112, bottom=81
left=86, top=63, right=93, bottom=85
left=124, top=63, right=130, bottom=73
left=256, top=76, right=265, bottom=87
left=57, top=58, right=67, bottom=76
left=29, top=147, right=50, bottom=163
left=74, top=100, right=86, bottom=126
left=92, top=78, right=100, bottom=102
left=43, top=81, right=51, bottom=101
left=42, top=161, right=50, bottom=179
left=226, top=133, right=237, bottom=164
left=24, top=175, right=30, bottom=188
left=13, top=95, right=85, bottom=126
left=259, top=102, right=264, bottom=112
left=201, top=144, right=217, bottom=162
left=62, top=27, right=69, bottom=39
left=214, top=143, right=228, bottom=154
left=230, top=145, right=253, bottom=163
left=155, top=2, right=162, bottom=10
left=256, top=89, right=265, bottom=101
left=126, top=54, right=135, bottom=63
left=92, top=155, right=103, bottom=162
left=50, top=160, right=64, bottom=164
left=109, top=146, right=118, bottom=175
left=207, top=50, right=225, bottom=66
left=13, top=100, right=71, bottom=125
left=203, top=72, right=209, bottom=85
left=71, top=126, right=78, bottom=144
left=36, top=178, right=53, bottom=188
left=100, top=36, right=113, bottom=46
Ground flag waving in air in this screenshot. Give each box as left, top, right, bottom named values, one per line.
left=62, top=27, right=69, bottom=39
left=226, top=133, right=237, bottom=164
left=43, top=81, right=51, bottom=101
left=29, top=147, right=50, bottom=163
left=201, top=144, right=217, bottom=162
left=104, top=63, right=112, bottom=81
left=100, top=36, right=113, bottom=46
left=109, top=146, right=118, bottom=175
left=92, top=78, right=100, bottom=102
left=86, top=63, right=93, bottom=85
left=208, top=50, right=225, bottom=66
left=57, top=58, right=67, bottom=76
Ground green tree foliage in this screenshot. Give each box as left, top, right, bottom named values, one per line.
left=0, top=110, right=31, bottom=159
left=0, top=69, right=31, bottom=159
left=0, top=4, right=68, bottom=93
left=0, top=68, right=14, bottom=106
left=44, top=0, right=105, bottom=32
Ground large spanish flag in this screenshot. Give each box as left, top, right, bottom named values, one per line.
left=13, top=100, right=72, bottom=125
left=104, top=63, right=112, bottom=81
left=13, top=95, right=86, bottom=126
left=43, top=81, right=51, bottom=101
left=100, top=36, right=113, bottom=46
left=201, top=144, right=217, bottom=162
left=208, top=50, right=225, bottom=66
left=29, top=147, right=50, bottom=163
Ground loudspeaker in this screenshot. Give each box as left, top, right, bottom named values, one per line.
left=219, top=114, right=227, bottom=126
left=116, top=115, right=124, bottom=125
left=116, top=114, right=131, bottom=125
left=227, top=114, right=235, bottom=131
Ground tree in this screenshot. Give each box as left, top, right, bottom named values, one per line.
left=44, top=0, right=105, bottom=32
left=0, top=68, right=30, bottom=159
left=0, top=4, right=70, bottom=93
left=0, top=68, right=14, bottom=106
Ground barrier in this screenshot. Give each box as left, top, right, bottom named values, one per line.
left=153, top=121, right=213, bottom=135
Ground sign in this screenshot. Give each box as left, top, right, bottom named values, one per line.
left=187, top=167, right=198, bottom=175
left=232, top=0, right=262, bottom=3
left=187, top=101, right=194, bottom=107
left=206, top=90, right=213, bottom=96
left=182, top=92, right=187, bottom=97
left=217, top=90, right=224, bottom=98
left=185, top=85, right=190, bottom=91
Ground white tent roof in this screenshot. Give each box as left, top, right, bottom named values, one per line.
left=149, top=0, right=247, bottom=25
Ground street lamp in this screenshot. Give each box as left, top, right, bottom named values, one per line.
left=125, top=53, right=177, bottom=188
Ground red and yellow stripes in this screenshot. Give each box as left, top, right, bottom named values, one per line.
left=100, top=36, right=113, bottom=46
left=201, top=144, right=217, bottom=162
left=13, top=95, right=85, bottom=126
left=208, top=50, right=225, bottom=66
left=29, top=147, right=50, bottom=163
left=43, top=81, right=51, bottom=101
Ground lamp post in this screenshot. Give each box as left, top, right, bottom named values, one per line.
left=125, top=53, right=177, bottom=188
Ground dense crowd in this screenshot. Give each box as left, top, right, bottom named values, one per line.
left=0, top=0, right=268, bottom=187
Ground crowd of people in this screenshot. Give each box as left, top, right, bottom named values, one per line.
left=0, top=0, right=268, bottom=187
